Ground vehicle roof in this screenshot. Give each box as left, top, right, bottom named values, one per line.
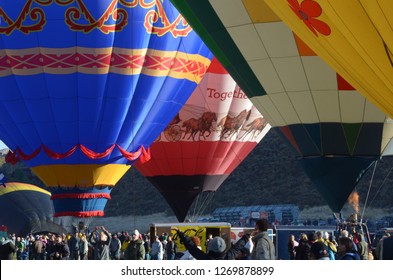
left=150, top=222, right=231, bottom=227
left=274, top=225, right=337, bottom=231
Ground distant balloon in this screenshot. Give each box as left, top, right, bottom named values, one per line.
left=135, top=57, right=270, bottom=221
left=0, top=1, right=212, bottom=217
left=169, top=0, right=393, bottom=213
left=0, top=182, right=66, bottom=236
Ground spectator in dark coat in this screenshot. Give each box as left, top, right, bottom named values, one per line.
left=337, top=237, right=360, bottom=260
left=0, top=237, right=16, bottom=260
left=295, top=233, right=310, bottom=260
left=381, top=234, right=393, bottom=260
left=124, top=229, right=145, bottom=260
left=89, top=226, right=111, bottom=260
left=49, top=235, right=70, bottom=260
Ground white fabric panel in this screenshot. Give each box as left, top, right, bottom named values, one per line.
left=272, top=56, right=309, bottom=92
left=339, top=90, right=366, bottom=123
left=302, top=57, right=337, bottom=90
left=381, top=122, right=393, bottom=156
left=251, top=95, right=285, bottom=127
left=255, top=22, right=298, bottom=58
left=269, top=92, right=301, bottom=125
left=227, top=25, right=268, bottom=61
left=288, top=91, right=319, bottom=123
left=312, top=90, right=341, bottom=122
left=363, top=99, right=388, bottom=122
left=209, top=0, right=250, bottom=27
left=249, top=59, right=284, bottom=93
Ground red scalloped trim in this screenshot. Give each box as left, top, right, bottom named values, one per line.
left=5, top=144, right=150, bottom=164
left=51, top=193, right=111, bottom=200
left=53, top=211, right=104, bottom=217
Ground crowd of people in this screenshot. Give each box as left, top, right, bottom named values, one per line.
left=1, top=218, right=392, bottom=260
left=287, top=229, right=393, bottom=260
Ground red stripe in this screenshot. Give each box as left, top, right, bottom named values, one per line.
left=53, top=211, right=104, bottom=217
left=135, top=141, right=257, bottom=176
left=337, top=73, right=355, bottom=90
left=51, top=193, right=111, bottom=200
left=279, top=126, right=302, bottom=155
left=206, top=57, right=228, bottom=74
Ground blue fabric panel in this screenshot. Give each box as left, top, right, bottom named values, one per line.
left=300, top=157, right=376, bottom=212
left=0, top=1, right=213, bottom=168
left=289, top=124, right=321, bottom=156
left=353, top=123, right=383, bottom=156
left=303, top=123, right=322, bottom=153
left=0, top=1, right=208, bottom=52
left=51, top=187, right=112, bottom=215
left=0, top=188, right=61, bottom=236
left=321, top=123, right=349, bottom=155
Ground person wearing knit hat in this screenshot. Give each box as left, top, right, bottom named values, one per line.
left=175, top=228, right=249, bottom=260
left=124, top=229, right=145, bottom=260
left=132, top=230, right=140, bottom=238
left=207, top=236, right=226, bottom=253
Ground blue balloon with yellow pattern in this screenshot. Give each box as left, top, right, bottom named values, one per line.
left=0, top=0, right=212, bottom=217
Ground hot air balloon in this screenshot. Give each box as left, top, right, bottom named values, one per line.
left=0, top=1, right=212, bottom=217
left=169, top=0, right=393, bottom=213
left=265, top=0, right=393, bottom=122
left=135, top=57, right=271, bottom=221
left=0, top=182, right=66, bottom=236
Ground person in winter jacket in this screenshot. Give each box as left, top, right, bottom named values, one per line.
left=110, top=234, right=121, bottom=260
left=175, top=228, right=249, bottom=260
left=124, top=229, right=145, bottom=260
left=251, top=219, right=275, bottom=260
left=0, top=237, right=16, bottom=260
left=49, top=235, right=70, bottom=260
left=151, top=235, right=164, bottom=260
left=89, top=226, right=111, bottom=260
left=337, top=237, right=360, bottom=260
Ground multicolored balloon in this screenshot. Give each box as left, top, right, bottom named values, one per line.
left=135, top=57, right=270, bottom=221
left=265, top=0, right=393, bottom=120
left=169, top=0, right=393, bottom=213
left=0, top=0, right=212, bottom=217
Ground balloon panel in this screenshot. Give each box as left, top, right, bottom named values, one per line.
left=135, top=57, right=270, bottom=221
left=0, top=0, right=211, bottom=168
left=169, top=0, right=393, bottom=212
left=265, top=0, right=393, bottom=119
left=0, top=1, right=212, bottom=217
left=0, top=182, right=65, bottom=236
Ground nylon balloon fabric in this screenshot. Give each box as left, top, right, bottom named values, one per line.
left=0, top=0, right=212, bottom=217
left=169, top=0, right=393, bottom=213
left=0, top=182, right=66, bottom=236
left=135, top=57, right=270, bottom=221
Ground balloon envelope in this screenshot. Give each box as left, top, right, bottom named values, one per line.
left=135, top=57, right=270, bottom=221
left=0, top=1, right=212, bottom=216
left=169, top=0, right=393, bottom=212
left=265, top=0, right=393, bottom=120
left=0, top=182, right=66, bottom=236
